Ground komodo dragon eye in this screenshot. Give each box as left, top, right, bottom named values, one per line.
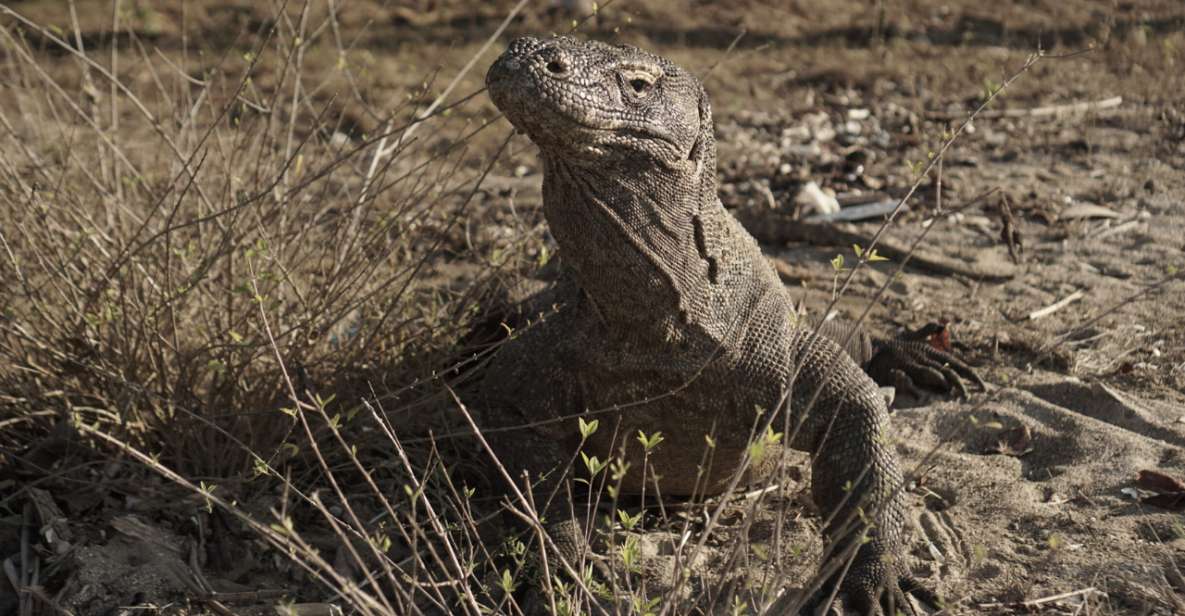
left=622, top=71, right=656, bottom=95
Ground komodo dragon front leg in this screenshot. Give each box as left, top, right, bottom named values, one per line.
left=479, top=295, right=932, bottom=614
left=778, top=326, right=932, bottom=614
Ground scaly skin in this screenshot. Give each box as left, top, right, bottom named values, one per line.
left=480, top=35, right=938, bottom=614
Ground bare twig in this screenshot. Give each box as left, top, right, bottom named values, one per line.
left=356, top=0, right=530, bottom=205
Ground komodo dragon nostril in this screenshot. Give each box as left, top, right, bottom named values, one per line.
left=545, top=59, right=568, bottom=75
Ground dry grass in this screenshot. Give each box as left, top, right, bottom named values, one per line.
left=0, top=0, right=518, bottom=470
left=0, top=2, right=538, bottom=611
left=3, top=2, right=1183, bottom=615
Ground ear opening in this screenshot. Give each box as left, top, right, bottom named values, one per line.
left=688, top=88, right=713, bottom=163
left=687, top=86, right=717, bottom=196
left=687, top=84, right=710, bottom=177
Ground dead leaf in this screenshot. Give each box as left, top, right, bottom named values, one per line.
left=1133, top=470, right=1185, bottom=511
left=997, top=194, right=1024, bottom=264
left=910, top=321, right=952, bottom=353
left=986, top=425, right=1034, bottom=457
left=1142, top=493, right=1185, bottom=511
left=1136, top=469, right=1185, bottom=494
left=927, top=324, right=952, bottom=354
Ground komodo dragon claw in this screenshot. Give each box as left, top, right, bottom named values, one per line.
left=811, top=318, right=985, bottom=402
left=867, top=322, right=986, bottom=400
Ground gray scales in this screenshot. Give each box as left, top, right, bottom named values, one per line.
left=478, top=36, right=982, bottom=614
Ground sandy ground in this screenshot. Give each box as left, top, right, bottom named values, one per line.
left=3, top=0, right=1184, bottom=614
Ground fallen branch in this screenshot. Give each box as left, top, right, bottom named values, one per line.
left=928, top=96, right=1122, bottom=120
left=978, top=586, right=1106, bottom=609
left=1028, top=289, right=1084, bottom=320
left=1006, top=96, right=1123, bottom=117
left=1039, top=268, right=1184, bottom=355
left=1091, top=219, right=1143, bottom=241
left=738, top=195, right=1018, bottom=282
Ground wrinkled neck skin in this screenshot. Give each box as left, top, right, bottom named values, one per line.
left=540, top=150, right=723, bottom=340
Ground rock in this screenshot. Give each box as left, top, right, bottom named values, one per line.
left=807, top=199, right=902, bottom=223
left=781, top=125, right=811, bottom=142
left=794, top=181, right=840, bottom=216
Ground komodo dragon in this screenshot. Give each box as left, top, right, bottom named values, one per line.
left=479, top=35, right=981, bottom=614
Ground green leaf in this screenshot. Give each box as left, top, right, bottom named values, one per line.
left=747, top=439, right=767, bottom=464
left=853, top=244, right=889, bottom=263
left=617, top=508, right=643, bottom=530
left=500, top=569, right=517, bottom=593
left=581, top=452, right=607, bottom=477
left=199, top=481, right=217, bottom=513
left=578, top=417, right=599, bottom=439
left=636, top=430, right=664, bottom=452
left=372, top=533, right=392, bottom=552
left=619, top=535, right=640, bottom=572
left=609, top=457, right=631, bottom=482
left=251, top=455, right=270, bottom=478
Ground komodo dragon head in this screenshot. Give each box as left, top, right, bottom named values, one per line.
left=486, top=36, right=737, bottom=326
left=486, top=35, right=711, bottom=169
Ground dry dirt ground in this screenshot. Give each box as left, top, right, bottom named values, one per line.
left=2, top=1, right=1185, bottom=615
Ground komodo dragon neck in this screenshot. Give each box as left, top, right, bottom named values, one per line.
left=538, top=151, right=722, bottom=331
